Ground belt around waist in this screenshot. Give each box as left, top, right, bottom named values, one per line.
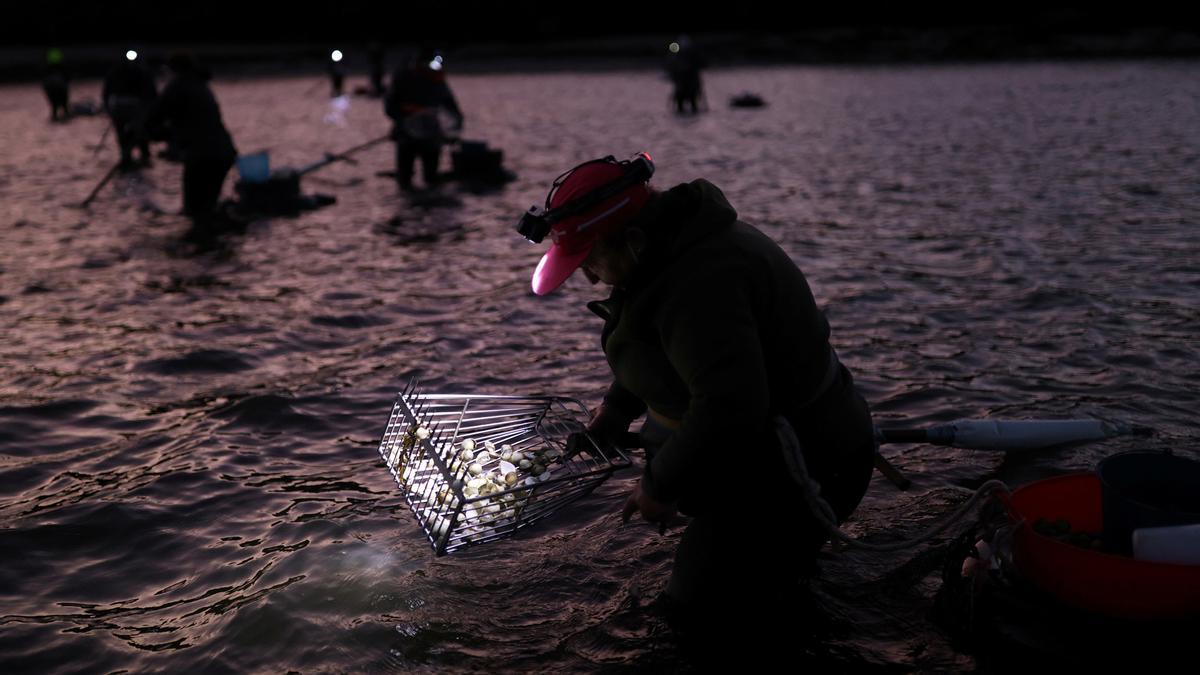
left=107, top=95, right=144, bottom=108
left=647, top=408, right=682, bottom=430
left=795, top=344, right=842, bottom=411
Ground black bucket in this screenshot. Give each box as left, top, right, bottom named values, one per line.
left=234, top=169, right=302, bottom=216
left=451, top=140, right=504, bottom=176
left=1097, top=451, right=1200, bottom=555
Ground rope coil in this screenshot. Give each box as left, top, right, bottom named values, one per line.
left=775, top=416, right=1012, bottom=553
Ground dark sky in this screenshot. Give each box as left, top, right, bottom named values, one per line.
left=10, top=2, right=1192, bottom=46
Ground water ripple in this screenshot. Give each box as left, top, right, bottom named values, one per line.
left=1, top=61, right=1198, bottom=672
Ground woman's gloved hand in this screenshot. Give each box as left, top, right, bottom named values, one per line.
left=565, top=405, right=632, bottom=458
left=588, top=404, right=632, bottom=444
left=622, top=478, right=679, bottom=535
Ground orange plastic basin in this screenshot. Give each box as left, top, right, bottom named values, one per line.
left=1009, top=472, right=1200, bottom=620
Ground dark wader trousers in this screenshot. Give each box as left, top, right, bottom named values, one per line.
left=649, top=377, right=876, bottom=659
left=183, top=156, right=234, bottom=235
left=395, top=139, right=442, bottom=189
left=109, top=101, right=150, bottom=166
left=45, top=85, right=69, bottom=121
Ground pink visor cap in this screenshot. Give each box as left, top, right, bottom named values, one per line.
left=529, top=159, right=652, bottom=295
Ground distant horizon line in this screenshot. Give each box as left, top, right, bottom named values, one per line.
left=3, top=26, right=1198, bottom=84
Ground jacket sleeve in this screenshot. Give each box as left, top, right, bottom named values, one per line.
left=439, top=82, right=463, bottom=124
left=142, top=80, right=177, bottom=140
left=641, top=261, right=770, bottom=504
left=383, top=71, right=404, bottom=121
left=142, top=73, right=158, bottom=102
left=602, top=380, right=647, bottom=422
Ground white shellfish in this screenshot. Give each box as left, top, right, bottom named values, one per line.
left=429, top=515, right=450, bottom=537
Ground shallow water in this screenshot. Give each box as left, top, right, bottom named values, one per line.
left=1, top=61, right=1198, bottom=672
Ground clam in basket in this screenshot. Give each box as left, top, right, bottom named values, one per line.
left=377, top=382, right=633, bottom=555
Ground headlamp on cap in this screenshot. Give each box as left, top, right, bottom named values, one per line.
left=516, top=152, right=654, bottom=244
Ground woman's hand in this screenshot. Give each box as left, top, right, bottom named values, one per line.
left=587, top=404, right=631, bottom=445
left=621, top=478, right=678, bottom=534
left=564, top=406, right=631, bottom=459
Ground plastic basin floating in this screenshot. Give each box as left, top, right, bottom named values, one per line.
left=1097, top=451, right=1200, bottom=555
left=1009, top=472, right=1200, bottom=620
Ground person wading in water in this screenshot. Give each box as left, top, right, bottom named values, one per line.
left=516, top=152, right=876, bottom=660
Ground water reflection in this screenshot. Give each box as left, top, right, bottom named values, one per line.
left=0, top=61, right=1197, bottom=672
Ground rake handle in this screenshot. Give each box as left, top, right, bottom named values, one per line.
left=80, top=162, right=122, bottom=208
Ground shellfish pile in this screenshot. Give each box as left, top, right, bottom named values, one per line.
left=396, top=427, right=564, bottom=542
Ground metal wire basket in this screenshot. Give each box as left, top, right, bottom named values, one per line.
left=377, top=381, right=633, bottom=555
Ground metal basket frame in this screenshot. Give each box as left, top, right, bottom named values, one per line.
left=377, top=381, right=632, bottom=555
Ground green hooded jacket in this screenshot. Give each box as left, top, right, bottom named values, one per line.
left=591, top=179, right=870, bottom=512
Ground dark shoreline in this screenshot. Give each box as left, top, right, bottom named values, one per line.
left=4, top=25, right=1200, bottom=83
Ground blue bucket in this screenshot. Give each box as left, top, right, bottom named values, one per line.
left=236, top=152, right=270, bottom=183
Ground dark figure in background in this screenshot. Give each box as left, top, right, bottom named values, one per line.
left=103, top=52, right=158, bottom=170
left=144, top=53, right=238, bottom=240
left=666, top=35, right=705, bottom=115
left=516, top=154, right=876, bottom=663
left=384, top=47, right=463, bottom=191
left=366, top=42, right=386, bottom=97
left=42, top=48, right=70, bottom=122
left=328, top=51, right=345, bottom=98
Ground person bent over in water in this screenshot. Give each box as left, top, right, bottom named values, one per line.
left=144, top=53, right=238, bottom=242
left=103, top=50, right=158, bottom=170
left=515, top=153, right=876, bottom=661
left=384, top=46, right=463, bottom=191
left=42, top=48, right=70, bottom=122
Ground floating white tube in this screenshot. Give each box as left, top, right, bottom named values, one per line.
left=933, top=419, right=1140, bottom=451
left=876, top=418, right=1150, bottom=451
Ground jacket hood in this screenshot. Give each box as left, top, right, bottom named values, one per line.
left=643, top=179, right=738, bottom=257
left=621, top=179, right=737, bottom=289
